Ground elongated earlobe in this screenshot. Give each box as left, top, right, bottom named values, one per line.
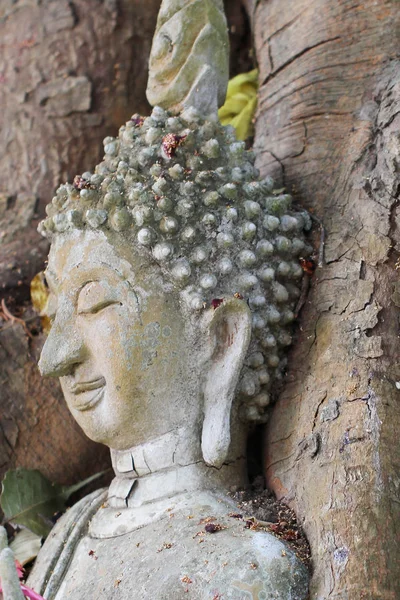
left=201, top=298, right=252, bottom=468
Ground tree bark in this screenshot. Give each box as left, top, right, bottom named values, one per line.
left=0, top=0, right=161, bottom=485
left=254, top=0, right=400, bottom=597
left=0, top=0, right=161, bottom=302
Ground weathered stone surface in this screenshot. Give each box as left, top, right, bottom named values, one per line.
left=29, top=489, right=308, bottom=599
left=146, top=0, right=229, bottom=117
left=38, top=108, right=312, bottom=426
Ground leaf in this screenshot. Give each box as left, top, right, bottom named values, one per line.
left=1, top=469, right=106, bottom=538
left=225, top=69, right=258, bottom=97
left=30, top=272, right=51, bottom=334
left=30, top=272, right=49, bottom=314
left=218, top=69, right=259, bottom=140
left=231, top=96, right=258, bottom=142
left=10, top=530, right=42, bottom=566
left=218, top=93, right=250, bottom=117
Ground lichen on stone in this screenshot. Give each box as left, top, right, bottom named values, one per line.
left=39, top=105, right=312, bottom=422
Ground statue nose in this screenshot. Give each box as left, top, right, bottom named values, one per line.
left=38, top=318, right=86, bottom=378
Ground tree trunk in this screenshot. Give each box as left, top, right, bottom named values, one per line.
left=0, top=0, right=161, bottom=302
left=254, top=0, right=400, bottom=597
left=0, top=0, right=161, bottom=485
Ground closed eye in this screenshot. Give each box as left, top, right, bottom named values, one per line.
left=78, top=300, right=122, bottom=316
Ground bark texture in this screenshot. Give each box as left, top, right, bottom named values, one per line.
left=0, top=0, right=162, bottom=485
left=1, top=0, right=161, bottom=301
left=254, top=0, right=400, bottom=597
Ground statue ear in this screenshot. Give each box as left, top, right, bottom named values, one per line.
left=201, top=298, right=252, bottom=468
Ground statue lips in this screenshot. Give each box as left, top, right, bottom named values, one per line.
left=69, top=377, right=106, bottom=412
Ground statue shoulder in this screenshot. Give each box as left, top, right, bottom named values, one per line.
left=192, top=526, right=309, bottom=600
left=138, top=493, right=309, bottom=600
left=27, top=488, right=107, bottom=598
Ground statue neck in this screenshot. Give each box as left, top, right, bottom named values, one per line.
left=108, top=427, right=247, bottom=509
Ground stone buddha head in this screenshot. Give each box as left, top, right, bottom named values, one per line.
left=37, top=106, right=310, bottom=474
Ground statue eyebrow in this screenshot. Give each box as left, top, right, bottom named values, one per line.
left=99, top=261, right=136, bottom=288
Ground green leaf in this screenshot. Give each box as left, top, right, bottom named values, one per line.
left=61, top=471, right=107, bottom=499
left=218, top=69, right=259, bottom=140
left=225, top=69, right=258, bottom=97
left=1, top=469, right=106, bottom=538
left=231, top=96, right=258, bottom=142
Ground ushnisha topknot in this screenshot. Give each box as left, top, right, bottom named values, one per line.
left=39, top=105, right=312, bottom=422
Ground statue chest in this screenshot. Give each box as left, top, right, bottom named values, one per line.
left=53, top=523, right=243, bottom=599
left=28, top=491, right=308, bottom=599
left=53, top=514, right=308, bottom=600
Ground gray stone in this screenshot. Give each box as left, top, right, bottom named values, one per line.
left=29, top=489, right=308, bottom=600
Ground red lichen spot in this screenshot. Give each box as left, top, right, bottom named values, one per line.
left=199, top=516, right=216, bottom=525
left=193, top=530, right=205, bottom=538
left=73, top=175, right=90, bottom=190
left=157, top=542, right=173, bottom=552
left=181, top=576, right=193, bottom=584
left=162, top=133, right=186, bottom=158
left=211, top=298, right=224, bottom=310
left=205, top=523, right=224, bottom=534
left=228, top=512, right=243, bottom=519
left=131, top=114, right=144, bottom=127
left=299, top=257, right=316, bottom=276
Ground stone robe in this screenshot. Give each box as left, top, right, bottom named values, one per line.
left=28, top=481, right=308, bottom=600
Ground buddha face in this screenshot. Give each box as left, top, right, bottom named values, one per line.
left=39, top=229, right=206, bottom=451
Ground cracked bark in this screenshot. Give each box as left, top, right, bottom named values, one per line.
left=0, top=0, right=162, bottom=303
left=254, top=0, right=400, bottom=597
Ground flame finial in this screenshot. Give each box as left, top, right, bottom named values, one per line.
left=146, top=0, right=229, bottom=119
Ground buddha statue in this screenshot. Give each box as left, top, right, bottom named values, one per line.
left=5, top=1, right=312, bottom=597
